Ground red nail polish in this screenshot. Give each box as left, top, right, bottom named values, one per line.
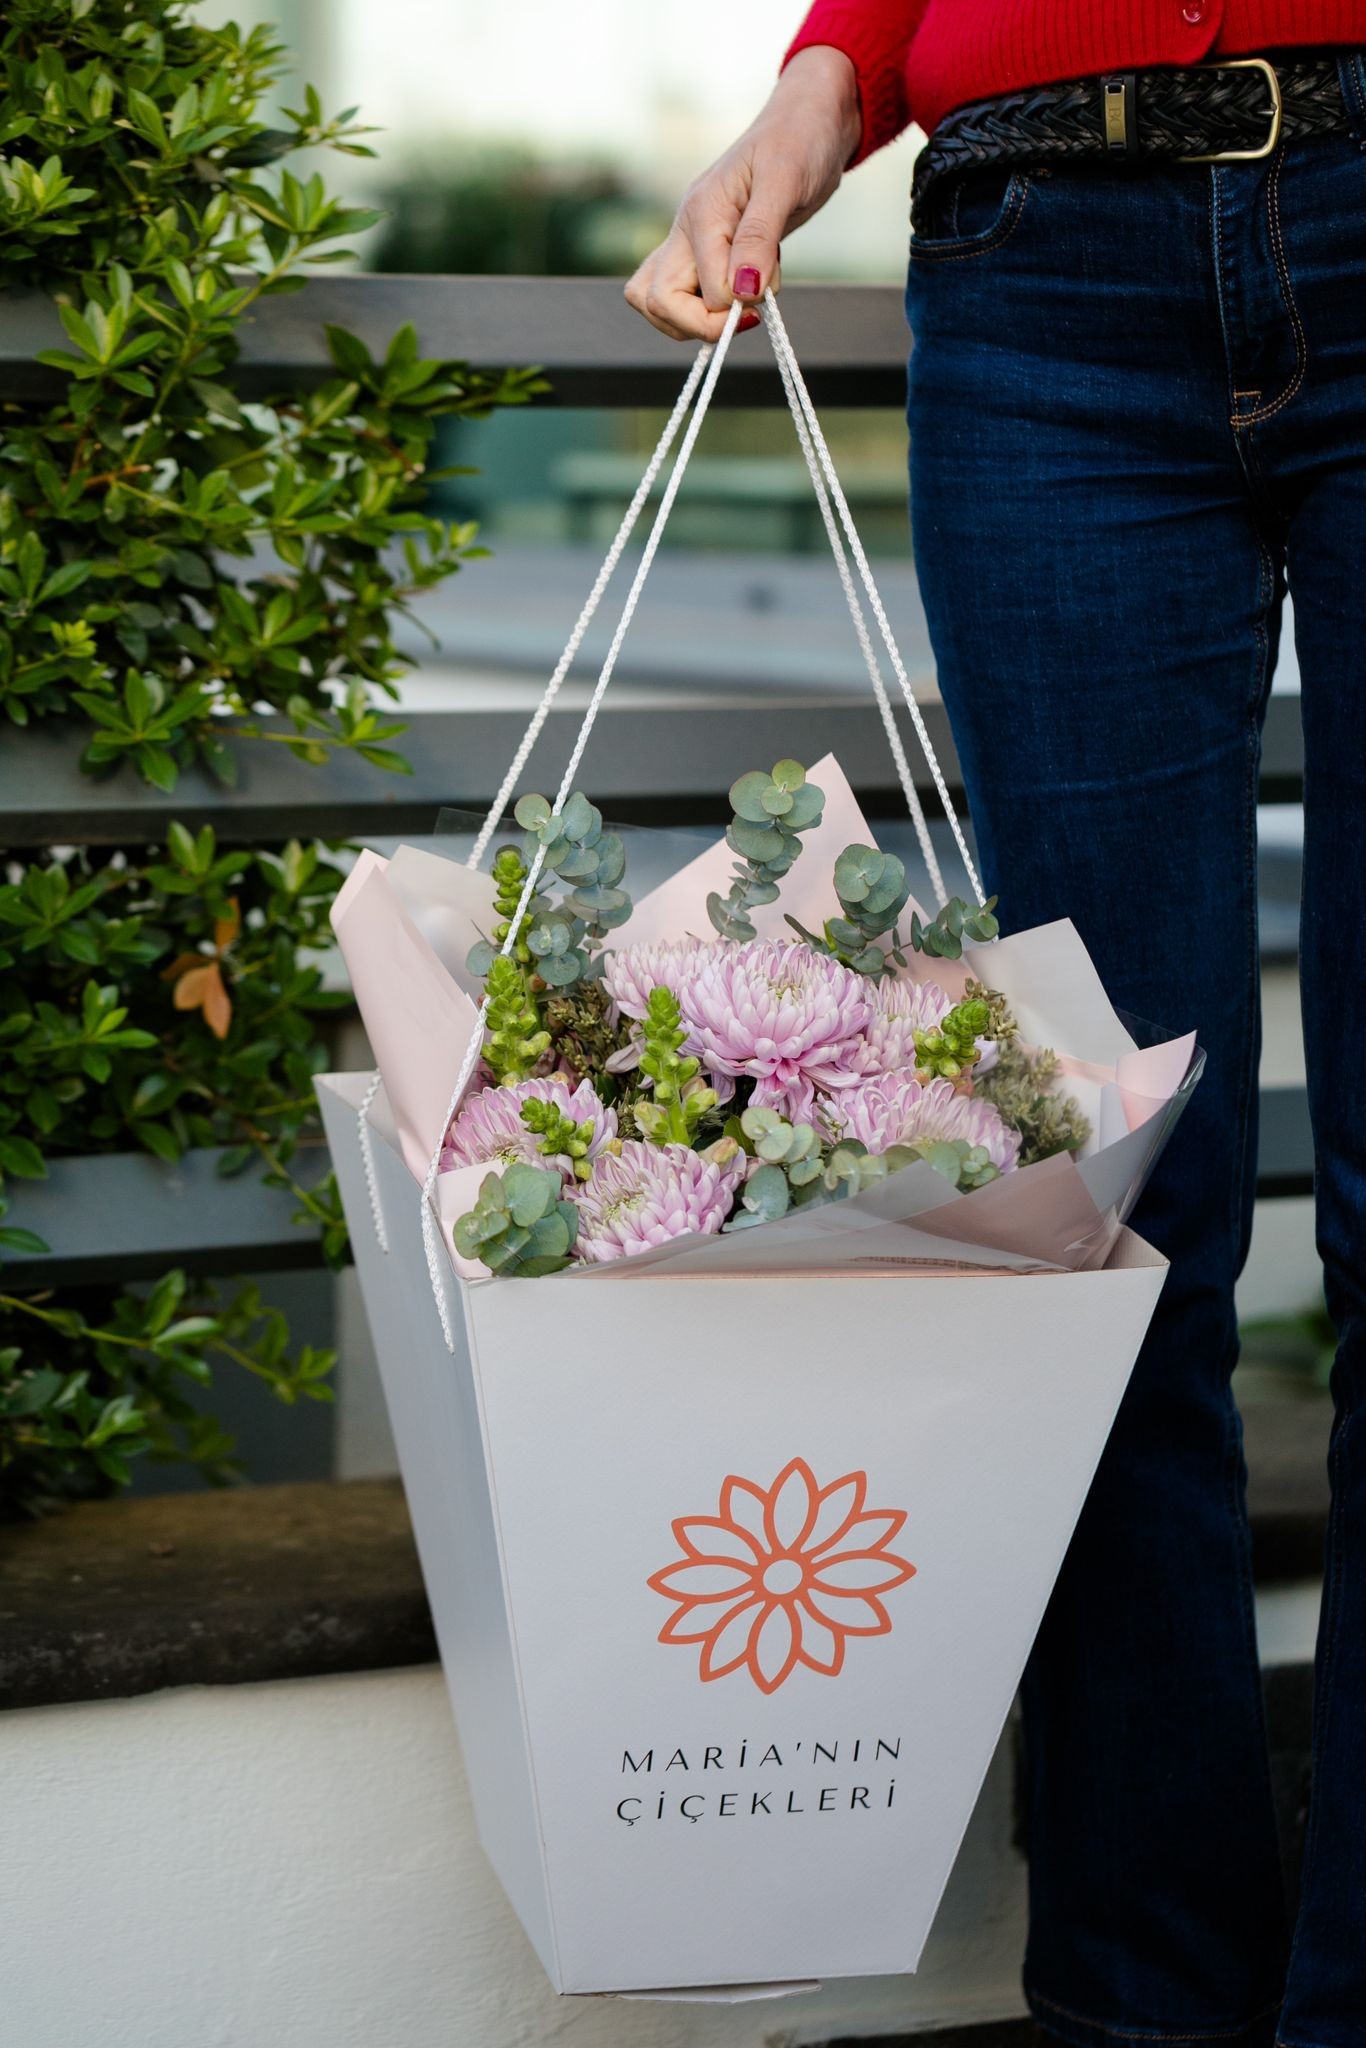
left=733, top=265, right=761, bottom=298
left=737, top=311, right=761, bottom=332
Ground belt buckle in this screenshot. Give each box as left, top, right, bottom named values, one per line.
left=1179, top=56, right=1283, bottom=162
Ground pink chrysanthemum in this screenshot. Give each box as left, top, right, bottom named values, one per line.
left=675, top=939, right=874, bottom=1124
left=573, top=1140, right=744, bottom=1263
left=441, top=1075, right=616, bottom=1178
left=601, top=936, right=709, bottom=1021
left=826, top=1072, right=1020, bottom=1173
left=845, top=974, right=954, bottom=1079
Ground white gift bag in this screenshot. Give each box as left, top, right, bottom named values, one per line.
left=318, top=1069, right=1165, bottom=1994
left=318, top=296, right=1176, bottom=1994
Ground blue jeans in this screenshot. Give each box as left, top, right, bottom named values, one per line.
left=906, top=66, right=1366, bottom=2048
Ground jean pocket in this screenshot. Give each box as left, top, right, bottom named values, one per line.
left=910, top=169, right=1031, bottom=262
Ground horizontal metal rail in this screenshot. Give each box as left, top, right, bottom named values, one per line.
left=1, top=1086, right=1314, bottom=1289
left=4, top=1144, right=334, bottom=1287
left=0, top=695, right=1306, bottom=848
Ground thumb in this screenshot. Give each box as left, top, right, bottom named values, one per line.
left=729, top=182, right=790, bottom=299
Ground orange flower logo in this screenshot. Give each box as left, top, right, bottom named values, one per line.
left=647, top=1457, right=916, bottom=1694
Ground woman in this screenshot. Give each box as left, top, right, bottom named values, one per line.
left=627, top=11, right=1366, bottom=2048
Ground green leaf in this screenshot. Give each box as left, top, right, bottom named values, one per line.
left=166, top=821, right=198, bottom=871
left=0, top=1225, right=49, bottom=1257
left=132, top=1121, right=181, bottom=1164
left=2, top=1367, right=62, bottom=1414
left=728, top=771, right=772, bottom=824
left=0, top=1136, right=48, bottom=1179
left=514, top=793, right=551, bottom=832
left=727, top=817, right=782, bottom=863
left=558, top=791, right=595, bottom=841
left=159, top=1317, right=220, bottom=1344
left=37, top=560, right=92, bottom=603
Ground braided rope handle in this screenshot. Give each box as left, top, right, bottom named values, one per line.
left=416, top=303, right=748, bottom=1345
left=761, top=293, right=984, bottom=907
left=354, top=294, right=981, bottom=1344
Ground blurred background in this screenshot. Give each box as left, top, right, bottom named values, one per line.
left=201, top=0, right=921, bottom=553
left=184, top=1, right=1319, bottom=1479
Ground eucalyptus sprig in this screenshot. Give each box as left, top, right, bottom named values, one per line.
left=819, top=1138, right=921, bottom=1200
left=453, top=1165, right=578, bottom=1278
left=909, top=895, right=1001, bottom=960
left=910, top=1139, right=1003, bottom=1190
left=828, top=844, right=912, bottom=974
left=788, top=842, right=912, bottom=978
left=708, top=760, right=824, bottom=942
left=723, top=1105, right=822, bottom=1230
left=515, top=791, right=631, bottom=965
left=819, top=1135, right=998, bottom=1197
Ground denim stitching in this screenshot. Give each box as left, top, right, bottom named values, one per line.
left=911, top=174, right=1030, bottom=263
left=1209, top=169, right=1239, bottom=425
left=1234, top=148, right=1305, bottom=427
left=1340, top=52, right=1366, bottom=146
left=1028, top=1987, right=1284, bottom=2044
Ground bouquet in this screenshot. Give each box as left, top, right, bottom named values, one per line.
left=331, top=753, right=1199, bottom=1286
left=316, top=304, right=1195, bottom=2000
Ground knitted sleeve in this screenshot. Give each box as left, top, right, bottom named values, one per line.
left=783, top=1, right=932, bottom=162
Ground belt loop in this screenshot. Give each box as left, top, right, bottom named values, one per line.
left=1102, top=73, right=1140, bottom=158
left=1338, top=51, right=1366, bottom=143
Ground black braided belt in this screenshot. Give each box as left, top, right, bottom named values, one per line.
left=913, top=55, right=1353, bottom=230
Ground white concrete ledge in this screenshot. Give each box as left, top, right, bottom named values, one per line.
left=3, top=1666, right=1027, bottom=2048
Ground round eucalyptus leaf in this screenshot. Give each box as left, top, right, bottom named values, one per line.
left=729, top=770, right=774, bottom=823
left=727, top=817, right=782, bottom=862
left=514, top=793, right=551, bottom=832
left=783, top=783, right=824, bottom=829
left=743, top=1163, right=790, bottom=1221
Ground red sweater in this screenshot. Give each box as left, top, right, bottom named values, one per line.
left=785, top=0, right=1366, bottom=156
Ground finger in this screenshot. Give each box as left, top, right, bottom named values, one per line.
left=687, top=203, right=745, bottom=315
left=625, top=234, right=732, bottom=343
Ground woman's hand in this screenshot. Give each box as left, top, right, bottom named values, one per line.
left=625, top=46, right=861, bottom=342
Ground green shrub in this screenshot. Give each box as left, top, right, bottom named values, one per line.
left=0, top=0, right=541, bottom=777
left=0, top=0, right=541, bottom=1512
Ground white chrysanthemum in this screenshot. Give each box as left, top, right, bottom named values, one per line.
left=845, top=974, right=954, bottom=1078
left=601, top=937, right=709, bottom=1020
left=573, top=1141, right=744, bottom=1262
left=441, top=1076, right=616, bottom=1179
left=675, top=938, right=874, bottom=1124
left=826, top=1072, right=1020, bottom=1173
